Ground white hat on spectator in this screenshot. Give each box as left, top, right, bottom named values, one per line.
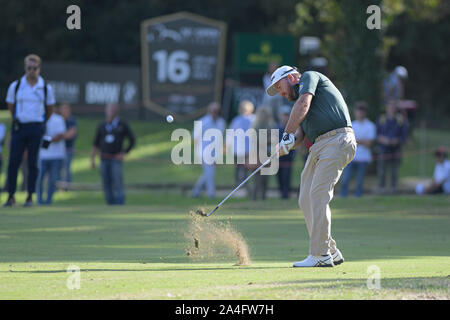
left=395, top=66, right=408, bottom=79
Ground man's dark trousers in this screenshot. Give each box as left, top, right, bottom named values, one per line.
left=100, top=158, right=125, bottom=205
left=7, top=122, right=44, bottom=196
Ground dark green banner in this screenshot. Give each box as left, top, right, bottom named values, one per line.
left=234, top=33, right=295, bottom=72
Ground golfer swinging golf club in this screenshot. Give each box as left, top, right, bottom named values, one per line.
left=268, top=66, right=356, bottom=267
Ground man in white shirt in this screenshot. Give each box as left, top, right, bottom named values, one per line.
left=192, top=102, right=226, bottom=198
left=417, top=148, right=450, bottom=195
left=340, top=102, right=376, bottom=197
left=36, top=108, right=66, bottom=205
left=4, top=54, right=55, bottom=207
left=226, top=100, right=255, bottom=186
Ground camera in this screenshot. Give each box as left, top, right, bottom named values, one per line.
left=42, top=135, right=52, bottom=149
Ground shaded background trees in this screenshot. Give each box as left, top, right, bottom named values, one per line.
left=1, top=0, right=449, bottom=124
left=290, top=0, right=449, bottom=122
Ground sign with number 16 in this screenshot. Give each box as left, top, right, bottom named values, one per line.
left=141, top=12, right=227, bottom=120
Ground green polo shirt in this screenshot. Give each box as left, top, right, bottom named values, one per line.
left=297, top=71, right=352, bottom=143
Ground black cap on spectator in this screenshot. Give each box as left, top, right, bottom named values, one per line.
left=354, top=101, right=368, bottom=111
left=435, top=147, right=447, bottom=158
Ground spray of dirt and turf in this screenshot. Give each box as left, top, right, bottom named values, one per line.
left=184, top=208, right=251, bottom=266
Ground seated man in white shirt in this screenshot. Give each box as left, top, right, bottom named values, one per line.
left=36, top=107, right=66, bottom=204
left=340, top=102, right=376, bottom=197
left=416, top=147, right=450, bottom=195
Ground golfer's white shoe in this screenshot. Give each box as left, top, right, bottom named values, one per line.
left=332, top=248, right=345, bottom=265
left=293, top=254, right=334, bottom=267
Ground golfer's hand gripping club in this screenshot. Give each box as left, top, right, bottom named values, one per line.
left=279, top=132, right=295, bottom=154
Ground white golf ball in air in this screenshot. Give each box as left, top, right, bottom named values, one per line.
left=166, top=115, right=174, bottom=123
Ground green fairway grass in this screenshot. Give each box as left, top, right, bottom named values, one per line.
left=0, top=194, right=449, bottom=299
left=0, top=111, right=449, bottom=299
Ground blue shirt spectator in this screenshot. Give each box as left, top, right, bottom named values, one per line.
left=376, top=112, right=408, bottom=155
left=376, top=101, right=408, bottom=193
left=65, top=116, right=77, bottom=150
left=228, top=110, right=254, bottom=158
left=59, top=103, right=77, bottom=186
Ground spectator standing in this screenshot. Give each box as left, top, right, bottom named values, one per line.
left=91, top=104, right=135, bottom=205
left=383, top=66, right=408, bottom=104
left=249, top=106, right=277, bottom=201
left=383, top=66, right=417, bottom=135
left=277, top=105, right=296, bottom=199
left=4, top=54, right=55, bottom=207
left=20, top=150, right=28, bottom=191
left=0, top=121, right=5, bottom=193
left=340, top=102, right=376, bottom=197
left=36, top=107, right=66, bottom=204
left=226, top=100, right=255, bottom=186
left=2, top=141, right=28, bottom=192
left=376, top=100, right=408, bottom=194
left=192, top=102, right=226, bottom=198
left=59, top=103, right=77, bottom=189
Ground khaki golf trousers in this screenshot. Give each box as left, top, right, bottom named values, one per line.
left=298, top=127, right=356, bottom=256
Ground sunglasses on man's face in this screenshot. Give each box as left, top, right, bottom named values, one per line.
left=26, top=66, right=39, bottom=71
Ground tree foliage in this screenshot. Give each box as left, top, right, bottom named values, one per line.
left=0, top=0, right=448, bottom=122
left=290, top=0, right=449, bottom=122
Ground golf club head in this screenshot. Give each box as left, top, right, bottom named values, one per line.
left=206, top=205, right=219, bottom=217
left=195, top=208, right=207, bottom=217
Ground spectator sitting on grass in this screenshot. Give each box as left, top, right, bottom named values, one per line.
left=415, top=147, right=450, bottom=195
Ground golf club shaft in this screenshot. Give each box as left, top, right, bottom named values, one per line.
left=207, top=153, right=277, bottom=216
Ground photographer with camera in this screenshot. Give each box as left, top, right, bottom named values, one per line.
left=36, top=106, right=66, bottom=205
left=4, top=54, right=55, bottom=207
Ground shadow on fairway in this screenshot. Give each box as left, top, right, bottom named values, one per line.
left=4, top=265, right=292, bottom=274
left=0, top=196, right=448, bottom=264
left=262, top=276, right=450, bottom=294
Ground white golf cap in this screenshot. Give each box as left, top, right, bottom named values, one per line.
left=266, top=65, right=299, bottom=96
left=395, top=66, right=408, bottom=79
